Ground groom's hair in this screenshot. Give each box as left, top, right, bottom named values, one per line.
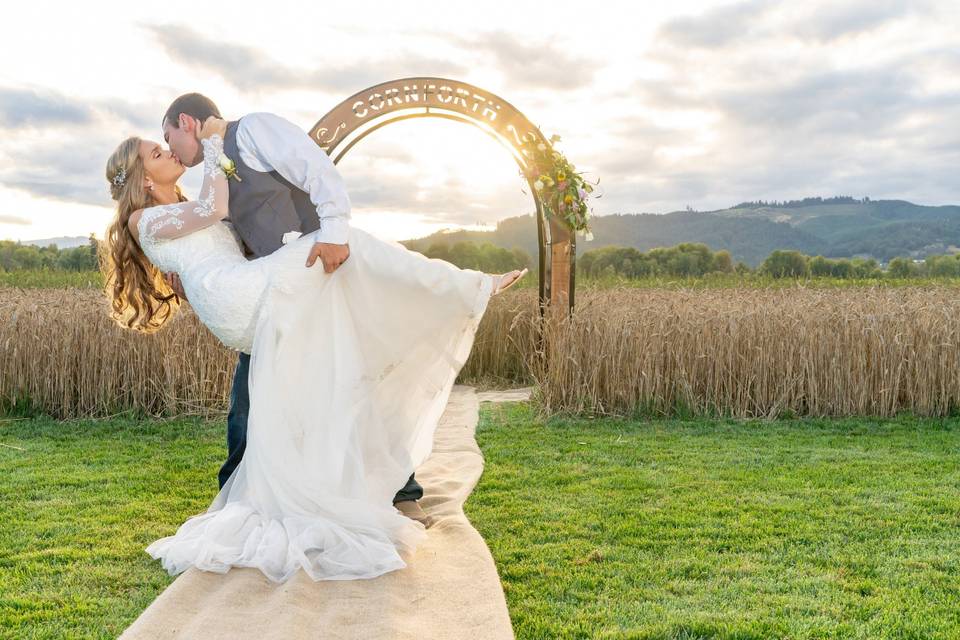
left=162, top=93, right=222, bottom=129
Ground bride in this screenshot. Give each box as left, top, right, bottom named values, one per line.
left=101, top=117, right=527, bottom=583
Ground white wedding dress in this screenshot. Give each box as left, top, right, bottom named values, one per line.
left=137, top=134, right=494, bottom=583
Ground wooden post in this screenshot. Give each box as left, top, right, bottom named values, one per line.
left=547, top=216, right=573, bottom=317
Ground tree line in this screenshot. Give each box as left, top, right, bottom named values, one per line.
left=575, top=245, right=960, bottom=280
left=3, top=235, right=959, bottom=281
left=0, top=237, right=99, bottom=272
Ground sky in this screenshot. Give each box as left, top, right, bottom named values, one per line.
left=0, top=0, right=957, bottom=243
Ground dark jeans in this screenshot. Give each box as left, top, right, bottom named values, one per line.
left=218, top=351, right=423, bottom=503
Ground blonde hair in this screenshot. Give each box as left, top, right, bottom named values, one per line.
left=100, top=136, right=185, bottom=333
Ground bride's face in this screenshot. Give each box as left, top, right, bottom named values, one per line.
left=140, top=140, right=185, bottom=188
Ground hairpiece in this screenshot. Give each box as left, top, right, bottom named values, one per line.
left=112, top=166, right=127, bottom=187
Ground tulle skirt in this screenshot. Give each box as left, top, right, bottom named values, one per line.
left=145, top=226, right=494, bottom=583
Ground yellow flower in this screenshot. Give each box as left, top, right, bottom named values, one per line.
left=556, top=171, right=567, bottom=182
left=564, top=193, right=574, bottom=204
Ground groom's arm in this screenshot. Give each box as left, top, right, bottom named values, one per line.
left=235, top=112, right=352, bottom=246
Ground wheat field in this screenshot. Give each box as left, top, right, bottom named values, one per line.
left=3, top=285, right=960, bottom=418
left=0, top=287, right=532, bottom=418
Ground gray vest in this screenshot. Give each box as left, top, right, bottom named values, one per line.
left=222, top=118, right=321, bottom=259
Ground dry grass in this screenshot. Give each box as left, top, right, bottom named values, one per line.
left=4, top=285, right=960, bottom=419
left=0, top=288, right=531, bottom=418
left=521, top=286, right=960, bottom=418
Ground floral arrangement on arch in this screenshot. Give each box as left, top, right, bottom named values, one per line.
left=519, top=133, right=599, bottom=241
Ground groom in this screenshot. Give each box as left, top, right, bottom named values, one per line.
left=159, top=93, right=434, bottom=528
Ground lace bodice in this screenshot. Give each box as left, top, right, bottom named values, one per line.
left=135, top=133, right=262, bottom=351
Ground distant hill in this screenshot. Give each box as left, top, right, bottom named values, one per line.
left=20, top=236, right=90, bottom=250
left=400, top=197, right=960, bottom=267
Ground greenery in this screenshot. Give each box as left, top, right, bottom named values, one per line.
left=573, top=243, right=960, bottom=282
left=518, top=133, right=596, bottom=236
left=467, top=402, right=960, bottom=638
left=0, top=270, right=104, bottom=288
left=578, top=243, right=735, bottom=278
left=0, top=415, right=223, bottom=639
left=401, top=198, right=960, bottom=268
left=2, top=404, right=959, bottom=638
left=5, top=237, right=960, bottom=290
left=0, top=238, right=98, bottom=272
left=419, top=240, right=532, bottom=273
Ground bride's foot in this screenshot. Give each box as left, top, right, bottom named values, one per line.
left=491, top=268, right=529, bottom=296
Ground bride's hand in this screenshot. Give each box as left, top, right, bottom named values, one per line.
left=197, top=116, right=227, bottom=141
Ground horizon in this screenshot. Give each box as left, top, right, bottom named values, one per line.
left=9, top=193, right=960, bottom=245
left=1, top=1, right=958, bottom=243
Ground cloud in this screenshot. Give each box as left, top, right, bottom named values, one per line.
left=0, top=214, right=30, bottom=225
left=0, top=87, right=155, bottom=132
left=656, top=0, right=773, bottom=49
left=0, top=88, right=95, bottom=128
left=0, top=85, right=175, bottom=206
left=146, top=24, right=469, bottom=95
left=443, top=30, right=599, bottom=92
left=655, top=0, right=928, bottom=51
left=2, top=136, right=119, bottom=206
left=792, top=0, right=927, bottom=42
left=614, top=0, right=960, bottom=213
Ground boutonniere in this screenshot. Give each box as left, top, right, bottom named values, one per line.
left=218, top=153, right=243, bottom=182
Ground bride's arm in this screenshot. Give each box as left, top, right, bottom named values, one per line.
left=130, top=134, right=229, bottom=246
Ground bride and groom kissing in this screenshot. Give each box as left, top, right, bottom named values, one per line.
left=101, top=92, right=528, bottom=583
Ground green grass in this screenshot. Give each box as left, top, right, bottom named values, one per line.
left=0, top=271, right=103, bottom=288
left=466, top=403, right=960, bottom=639
left=2, top=406, right=959, bottom=638
left=577, top=273, right=960, bottom=290
left=0, top=415, right=224, bottom=639
left=5, top=269, right=960, bottom=291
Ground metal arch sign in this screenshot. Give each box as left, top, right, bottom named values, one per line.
left=306, top=77, right=576, bottom=316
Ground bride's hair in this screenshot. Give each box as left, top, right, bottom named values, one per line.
left=101, top=136, right=186, bottom=333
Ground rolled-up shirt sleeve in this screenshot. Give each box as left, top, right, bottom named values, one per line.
left=235, top=112, right=352, bottom=245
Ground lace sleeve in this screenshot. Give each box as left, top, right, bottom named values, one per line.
left=137, top=134, right=229, bottom=248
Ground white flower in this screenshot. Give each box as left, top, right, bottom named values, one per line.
left=537, top=143, right=547, bottom=151
left=218, top=153, right=242, bottom=181
left=534, top=180, right=545, bottom=191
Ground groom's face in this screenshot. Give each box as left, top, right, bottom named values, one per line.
left=162, top=114, right=204, bottom=168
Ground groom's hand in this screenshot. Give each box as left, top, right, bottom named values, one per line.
left=163, top=272, right=187, bottom=301
left=306, top=242, right=350, bottom=273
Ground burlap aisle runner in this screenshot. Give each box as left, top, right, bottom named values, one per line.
left=120, top=385, right=529, bottom=640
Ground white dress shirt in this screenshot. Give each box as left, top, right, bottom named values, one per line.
left=234, top=112, right=352, bottom=245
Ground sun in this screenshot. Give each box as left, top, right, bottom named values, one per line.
left=335, top=116, right=533, bottom=242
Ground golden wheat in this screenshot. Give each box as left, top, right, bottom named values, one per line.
left=4, top=285, right=960, bottom=419
left=0, top=288, right=531, bottom=418
left=517, top=286, right=960, bottom=418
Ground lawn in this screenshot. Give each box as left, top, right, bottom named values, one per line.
left=467, top=403, right=960, bottom=639
left=2, top=404, right=959, bottom=639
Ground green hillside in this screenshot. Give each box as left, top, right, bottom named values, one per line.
left=400, top=197, right=960, bottom=267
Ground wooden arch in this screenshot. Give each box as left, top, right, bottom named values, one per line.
left=307, top=77, right=576, bottom=315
